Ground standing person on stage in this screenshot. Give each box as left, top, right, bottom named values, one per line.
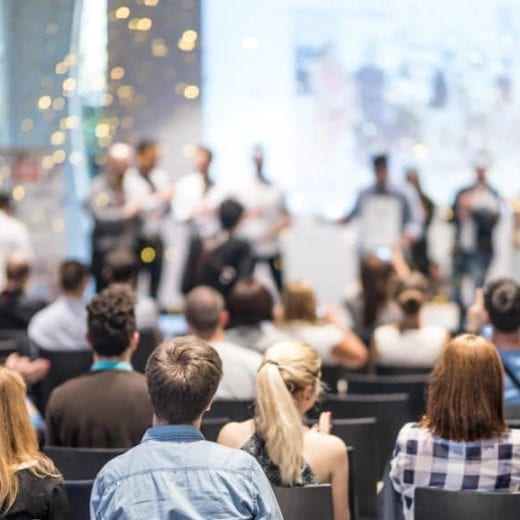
left=125, top=140, right=174, bottom=299
left=89, top=143, right=140, bottom=292
left=451, top=161, right=501, bottom=308
left=174, top=145, right=224, bottom=238
left=236, top=146, right=290, bottom=293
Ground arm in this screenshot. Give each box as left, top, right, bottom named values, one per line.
left=249, top=459, right=284, bottom=519
left=44, top=395, right=61, bottom=446
left=47, top=481, right=72, bottom=520
left=235, top=242, right=255, bottom=280
left=329, top=440, right=349, bottom=520
left=331, top=329, right=368, bottom=369
left=180, top=236, right=203, bottom=295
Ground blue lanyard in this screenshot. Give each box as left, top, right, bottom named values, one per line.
left=90, top=360, right=133, bottom=372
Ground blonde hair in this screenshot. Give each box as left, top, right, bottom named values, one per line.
left=0, top=367, right=61, bottom=513
left=282, top=281, right=318, bottom=323
left=255, top=341, right=321, bottom=484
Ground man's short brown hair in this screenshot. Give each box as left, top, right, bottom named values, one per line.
left=145, top=336, right=223, bottom=424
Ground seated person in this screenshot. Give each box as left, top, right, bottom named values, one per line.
left=90, top=336, right=282, bottom=519
left=390, top=334, right=520, bottom=520
left=181, top=198, right=254, bottom=297
left=103, top=248, right=158, bottom=331
left=224, top=278, right=290, bottom=352
left=45, top=285, right=152, bottom=448
left=218, top=341, right=349, bottom=520
left=277, top=281, right=367, bottom=369
left=28, top=260, right=90, bottom=351
left=0, top=253, right=46, bottom=330
left=371, top=272, right=448, bottom=370
left=185, top=286, right=262, bottom=400
left=0, top=366, right=70, bottom=519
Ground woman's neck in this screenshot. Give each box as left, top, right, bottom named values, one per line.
left=400, top=314, right=420, bottom=331
left=492, top=330, right=520, bottom=350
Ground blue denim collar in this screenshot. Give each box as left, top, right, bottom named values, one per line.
left=142, top=424, right=205, bottom=443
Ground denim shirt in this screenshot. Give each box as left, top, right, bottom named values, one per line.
left=90, top=424, right=283, bottom=519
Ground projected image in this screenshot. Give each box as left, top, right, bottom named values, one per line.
left=203, top=0, right=520, bottom=213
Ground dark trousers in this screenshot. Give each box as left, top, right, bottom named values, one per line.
left=137, top=236, right=164, bottom=299
left=255, top=253, right=284, bottom=293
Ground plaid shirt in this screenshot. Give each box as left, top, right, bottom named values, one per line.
left=390, top=422, right=520, bottom=520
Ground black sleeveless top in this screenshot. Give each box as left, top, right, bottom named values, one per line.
left=242, top=432, right=318, bottom=487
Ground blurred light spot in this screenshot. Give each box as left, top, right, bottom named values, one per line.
left=117, top=85, right=134, bottom=99
left=144, top=0, right=159, bottom=5
left=51, top=131, right=65, bottom=145
left=53, top=97, right=66, bottom=110
left=69, top=151, right=84, bottom=165
left=151, top=39, right=168, bottom=57
left=115, top=6, right=130, bottom=19
left=64, top=54, right=77, bottom=66
left=63, top=78, right=76, bottom=92
left=41, top=156, right=54, bottom=170
left=38, top=96, right=52, bottom=110
left=129, top=17, right=152, bottom=31
left=183, top=85, right=199, bottom=99
left=103, top=93, right=114, bottom=106
left=52, top=149, right=66, bottom=164
left=12, top=185, right=25, bottom=201
left=60, top=115, right=79, bottom=130
left=55, top=62, right=68, bottom=74
left=96, top=192, right=110, bottom=207
left=141, top=247, right=156, bottom=263
left=110, top=66, right=125, bottom=80
left=414, top=143, right=429, bottom=159
left=95, top=123, right=110, bottom=138
left=174, top=81, right=188, bottom=94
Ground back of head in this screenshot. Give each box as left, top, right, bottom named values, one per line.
left=145, top=336, right=222, bottom=424
left=87, top=284, right=136, bottom=357
left=422, top=334, right=506, bottom=441
left=394, top=272, right=429, bottom=316
left=218, top=198, right=244, bottom=231
left=0, top=192, right=11, bottom=212
left=484, top=278, right=520, bottom=333
left=103, top=248, right=138, bottom=287
left=226, top=278, right=273, bottom=328
left=282, top=281, right=317, bottom=323
left=255, top=341, right=322, bottom=485
left=59, top=260, right=89, bottom=294
left=185, top=286, right=224, bottom=339
left=5, top=253, right=30, bottom=287
left=0, top=367, right=58, bottom=512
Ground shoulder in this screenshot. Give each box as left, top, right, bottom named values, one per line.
left=395, top=422, right=424, bottom=444
left=217, top=419, right=255, bottom=448
left=505, top=428, right=520, bottom=445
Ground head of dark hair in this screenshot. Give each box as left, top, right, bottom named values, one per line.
left=87, top=284, right=136, bottom=357
left=145, top=336, right=223, bottom=424
left=59, top=260, right=89, bottom=293
left=185, top=286, right=224, bottom=338
left=136, top=139, right=157, bottom=155
left=218, top=198, right=244, bottom=231
left=372, top=154, right=388, bottom=172
left=394, top=272, right=429, bottom=315
left=197, top=145, right=213, bottom=162
left=226, top=278, right=273, bottom=327
left=103, top=249, right=138, bottom=287
left=5, top=256, right=30, bottom=283
left=0, top=192, right=11, bottom=211
left=484, top=278, right=520, bottom=333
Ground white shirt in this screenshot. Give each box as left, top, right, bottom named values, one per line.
left=235, top=177, right=287, bottom=257
left=136, top=296, right=159, bottom=331
left=28, top=296, right=89, bottom=351
left=373, top=324, right=447, bottom=367
left=210, top=340, right=262, bottom=400
left=278, top=321, right=344, bottom=364
left=124, top=167, right=172, bottom=238
left=0, top=210, right=33, bottom=287
left=225, top=323, right=292, bottom=353
left=174, top=172, right=226, bottom=238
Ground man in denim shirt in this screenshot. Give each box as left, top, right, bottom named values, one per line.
left=90, top=335, right=282, bottom=519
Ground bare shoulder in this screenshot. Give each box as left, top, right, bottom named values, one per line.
left=216, top=419, right=255, bottom=448
left=305, top=430, right=347, bottom=456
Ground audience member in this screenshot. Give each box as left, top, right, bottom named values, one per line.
left=45, top=285, right=152, bottom=448
left=0, top=253, right=46, bottom=330
left=90, top=336, right=282, bottom=519
left=371, top=272, right=448, bottom=369
left=28, top=260, right=90, bottom=351
left=218, top=341, right=349, bottom=520
left=0, top=191, right=33, bottom=289
left=185, top=286, right=262, bottom=400
left=89, top=142, right=140, bottom=291
left=181, top=198, right=254, bottom=296
left=390, top=334, right=520, bottom=520
left=225, top=278, right=291, bottom=352
left=125, top=140, right=174, bottom=299
left=277, top=281, right=367, bottom=368
left=0, top=366, right=70, bottom=519
left=102, top=248, right=158, bottom=330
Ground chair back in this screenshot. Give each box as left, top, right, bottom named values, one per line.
left=316, top=393, right=410, bottom=476
left=505, top=404, right=520, bottom=421
left=44, top=446, right=126, bottom=480
left=414, top=488, right=520, bottom=520
left=376, top=365, right=432, bottom=376
left=200, top=416, right=230, bottom=442
left=0, top=338, right=18, bottom=361
left=345, top=373, right=429, bottom=420
left=0, top=328, right=31, bottom=356
left=132, top=328, right=160, bottom=373
left=64, top=480, right=94, bottom=520
left=35, top=349, right=93, bottom=411
left=205, top=400, right=254, bottom=421
left=273, top=484, right=333, bottom=520
left=333, top=418, right=378, bottom=518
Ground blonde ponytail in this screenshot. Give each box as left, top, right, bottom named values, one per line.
left=255, top=341, right=321, bottom=485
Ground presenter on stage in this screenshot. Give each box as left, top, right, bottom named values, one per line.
left=235, top=146, right=290, bottom=292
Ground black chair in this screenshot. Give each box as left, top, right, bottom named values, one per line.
left=414, top=488, right=520, bottom=520
left=0, top=328, right=32, bottom=356
left=505, top=404, right=520, bottom=421
left=375, top=365, right=432, bottom=376
left=34, top=349, right=93, bottom=412
left=347, top=446, right=358, bottom=520
left=345, top=373, right=429, bottom=421
left=333, top=418, right=378, bottom=519
left=200, top=416, right=230, bottom=441
left=205, top=400, right=254, bottom=421
left=65, top=480, right=93, bottom=520
left=132, top=328, right=160, bottom=373
left=273, top=484, right=333, bottom=520
left=321, top=365, right=344, bottom=393
left=0, top=338, right=18, bottom=361
left=313, top=393, right=410, bottom=477
left=44, top=446, right=126, bottom=480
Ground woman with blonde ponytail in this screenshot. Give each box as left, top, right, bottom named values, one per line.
left=0, top=366, right=70, bottom=519
left=218, top=341, right=349, bottom=520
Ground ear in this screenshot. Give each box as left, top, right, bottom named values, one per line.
left=85, top=332, right=92, bottom=347
left=129, top=331, right=140, bottom=352
left=219, top=310, right=229, bottom=328
left=204, top=398, right=214, bottom=413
